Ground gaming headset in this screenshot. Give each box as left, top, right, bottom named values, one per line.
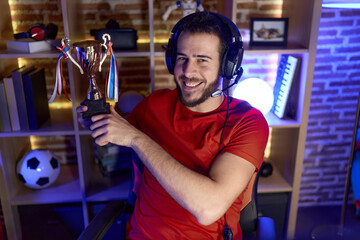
left=165, top=11, right=244, bottom=81
left=14, top=23, right=58, bottom=41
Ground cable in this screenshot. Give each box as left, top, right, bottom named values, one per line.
left=218, top=94, right=230, bottom=153
left=219, top=89, right=233, bottom=240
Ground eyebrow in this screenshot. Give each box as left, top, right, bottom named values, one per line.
left=177, top=52, right=213, bottom=60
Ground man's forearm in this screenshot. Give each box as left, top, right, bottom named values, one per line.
left=129, top=132, right=253, bottom=225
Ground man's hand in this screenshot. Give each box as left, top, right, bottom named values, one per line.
left=76, top=105, right=92, bottom=130
left=89, top=105, right=141, bottom=147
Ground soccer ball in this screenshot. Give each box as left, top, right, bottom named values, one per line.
left=16, top=149, right=61, bottom=189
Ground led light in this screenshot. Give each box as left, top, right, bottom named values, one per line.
left=232, top=78, right=274, bottom=115
left=322, top=0, right=360, bottom=9
left=323, top=3, right=360, bottom=8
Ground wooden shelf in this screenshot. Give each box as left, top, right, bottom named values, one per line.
left=10, top=164, right=81, bottom=205
left=0, top=43, right=155, bottom=59
left=114, top=43, right=152, bottom=57
left=243, top=42, right=309, bottom=54
left=0, top=108, right=75, bottom=137
left=265, top=112, right=300, bottom=128
left=0, top=49, right=61, bottom=59
left=258, top=166, right=292, bottom=193
left=85, top=164, right=131, bottom=202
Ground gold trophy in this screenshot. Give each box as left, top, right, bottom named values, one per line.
left=50, top=33, right=118, bottom=120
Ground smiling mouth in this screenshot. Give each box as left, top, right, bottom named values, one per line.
left=180, top=75, right=203, bottom=89
left=184, top=81, right=202, bottom=88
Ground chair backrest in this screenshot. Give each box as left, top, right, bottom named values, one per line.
left=239, top=167, right=261, bottom=235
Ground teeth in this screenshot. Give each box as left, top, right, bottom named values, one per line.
left=184, top=81, right=201, bottom=87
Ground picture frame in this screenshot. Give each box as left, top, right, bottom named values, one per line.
left=250, top=18, right=289, bottom=47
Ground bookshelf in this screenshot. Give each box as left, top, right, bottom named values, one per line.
left=227, top=0, right=322, bottom=238
left=0, top=0, right=322, bottom=239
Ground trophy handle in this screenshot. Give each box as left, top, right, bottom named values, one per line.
left=62, top=38, right=84, bottom=75
left=99, top=33, right=110, bottom=72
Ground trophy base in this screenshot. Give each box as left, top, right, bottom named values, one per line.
left=82, top=98, right=110, bottom=119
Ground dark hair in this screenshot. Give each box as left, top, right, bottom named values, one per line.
left=175, top=11, right=233, bottom=61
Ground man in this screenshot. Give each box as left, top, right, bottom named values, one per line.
left=78, top=11, right=269, bottom=239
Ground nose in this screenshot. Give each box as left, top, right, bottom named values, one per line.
left=183, top=59, right=197, bottom=78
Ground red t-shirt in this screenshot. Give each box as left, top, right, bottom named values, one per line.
left=126, top=89, right=269, bottom=239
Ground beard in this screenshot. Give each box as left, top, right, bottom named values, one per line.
left=175, top=74, right=221, bottom=108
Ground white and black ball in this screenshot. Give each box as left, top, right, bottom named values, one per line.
left=16, top=149, right=60, bottom=189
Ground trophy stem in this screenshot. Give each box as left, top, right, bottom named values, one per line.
left=87, top=74, right=103, bottom=100
left=82, top=73, right=109, bottom=122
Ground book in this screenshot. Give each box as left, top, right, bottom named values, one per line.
left=22, top=68, right=50, bottom=129
left=6, top=39, right=53, bottom=53
left=12, top=66, right=36, bottom=130
left=3, top=75, right=20, bottom=131
left=0, top=78, right=12, bottom=131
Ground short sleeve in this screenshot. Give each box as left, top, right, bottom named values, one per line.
left=223, top=109, right=269, bottom=170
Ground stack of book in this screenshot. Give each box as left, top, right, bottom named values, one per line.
left=0, top=66, right=50, bottom=132
left=95, top=143, right=133, bottom=177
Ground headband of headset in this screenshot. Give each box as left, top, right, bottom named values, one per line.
left=165, top=11, right=244, bottom=79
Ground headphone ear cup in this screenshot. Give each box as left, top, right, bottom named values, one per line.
left=221, top=42, right=244, bottom=78
left=45, top=23, right=58, bottom=39
left=165, top=38, right=176, bottom=75
left=220, top=48, right=230, bottom=78
left=29, top=25, right=46, bottom=41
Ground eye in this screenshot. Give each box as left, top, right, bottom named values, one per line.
left=176, top=56, right=187, bottom=61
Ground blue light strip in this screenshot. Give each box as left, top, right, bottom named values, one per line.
left=322, top=3, right=360, bottom=8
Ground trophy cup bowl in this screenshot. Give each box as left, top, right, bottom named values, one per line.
left=71, top=40, right=110, bottom=119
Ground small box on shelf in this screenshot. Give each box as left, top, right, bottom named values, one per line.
left=6, top=39, right=61, bottom=53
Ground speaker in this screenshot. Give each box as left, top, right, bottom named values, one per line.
left=92, top=28, right=138, bottom=50
left=14, top=23, right=58, bottom=41
left=260, top=162, right=273, bottom=177
left=165, top=12, right=244, bottom=79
